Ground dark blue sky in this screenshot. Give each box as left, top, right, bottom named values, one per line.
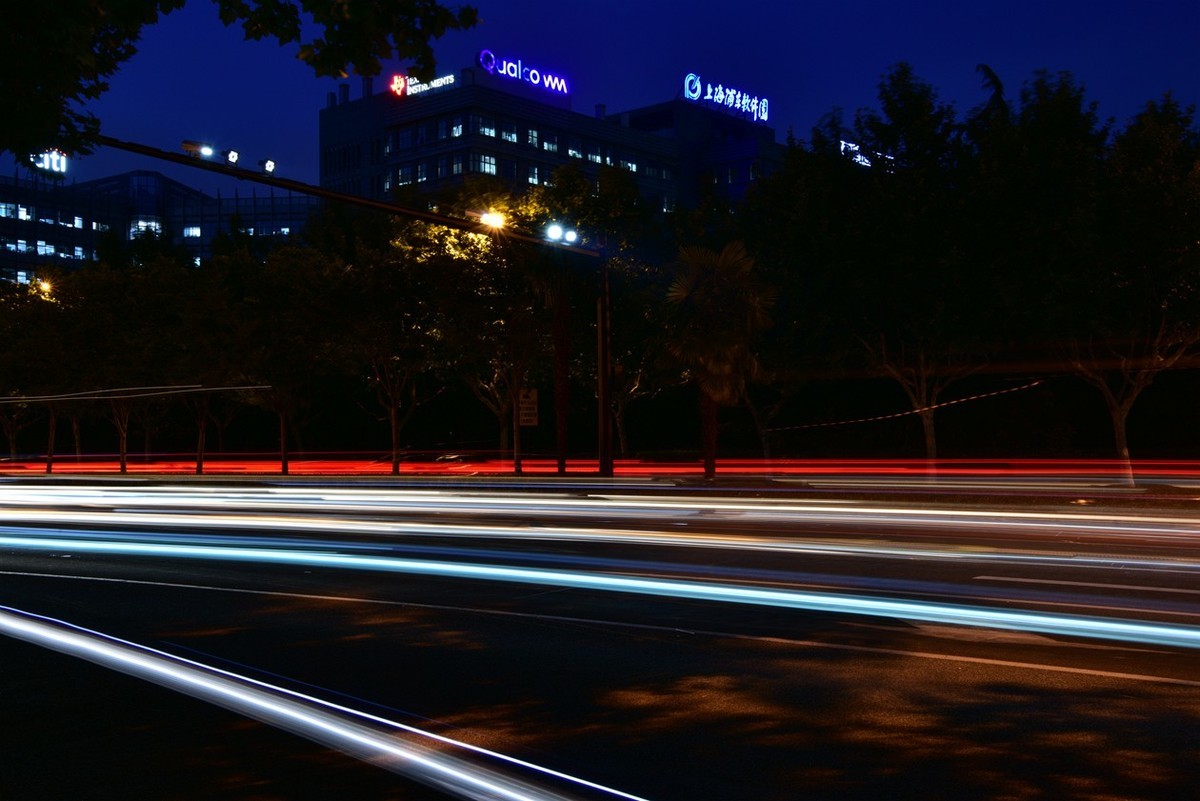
left=24, top=0, right=1200, bottom=194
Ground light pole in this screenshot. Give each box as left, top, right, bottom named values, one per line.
left=547, top=223, right=612, bottom=477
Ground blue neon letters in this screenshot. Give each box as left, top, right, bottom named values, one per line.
left=683, top=72, right=769, bottom=123
left=478, top=50, right=569, bottom=95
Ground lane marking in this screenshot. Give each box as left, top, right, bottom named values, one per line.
left=4, top=570, right=1200, bottom=687
left=976, top=575, right=1200, bottom=596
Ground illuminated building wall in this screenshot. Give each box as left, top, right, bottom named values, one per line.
left=319, top=62, right=784, bottom=214
left=0, top=170, right=319, bottom=282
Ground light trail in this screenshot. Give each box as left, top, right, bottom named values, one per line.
left=0, top=605, right=651, bottom=801
left=4, top=532, right=1200, bottom=650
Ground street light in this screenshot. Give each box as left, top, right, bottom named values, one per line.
left=182, top=140, right=214, bottom=158
left=480, top=211, right=505, bottom=229
left=259, top=158, right=277, bottom=174
left=222, top=149, right=240, bottom=165
left=546, top=221, right=612, bottom=477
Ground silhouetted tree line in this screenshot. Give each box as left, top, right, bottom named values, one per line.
left=2, top=63, right=1198, bottom=476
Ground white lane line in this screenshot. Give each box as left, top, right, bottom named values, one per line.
left=5, top=570, right=1200, bottom=687
left=976, top=575, right=1200, bottom=595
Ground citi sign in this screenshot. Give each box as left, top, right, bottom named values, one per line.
left=477, top=49, right=569, bottom=95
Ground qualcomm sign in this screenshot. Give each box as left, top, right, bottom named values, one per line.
left=683, top=73, right=768, bottom=123
left=477, top=49, right=569, bottom=95
left=390, top=73, right=455, bottom=97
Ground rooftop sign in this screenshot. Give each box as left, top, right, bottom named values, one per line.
left=682, top=73, right=769, bottom=123
left=477, top=49, right=569, bottom=95
left=390, top=73, right=456, bottom=97
left=30, top=150, right=68, bottom=174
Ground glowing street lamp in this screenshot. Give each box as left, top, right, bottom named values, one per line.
left=260, top=158, right=277, bottom=174
left=182, top=140, right=214, bottom=158
left=479, top=211, right=505, bottom=229
left=222, top=149, right=240, bottom=165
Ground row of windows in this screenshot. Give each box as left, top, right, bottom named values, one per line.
left=0, top=202, right=104, bottom=230
left=2, top=237, right=92, bottom=260
left=383, top=118, right=675, bottom=181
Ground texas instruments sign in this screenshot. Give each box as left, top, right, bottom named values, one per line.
left=477, top=49, right=570, bottom=95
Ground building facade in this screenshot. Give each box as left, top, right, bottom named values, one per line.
left=319, top=57, right=786, bottom=214
left=0, top=169, right=320, bottom=283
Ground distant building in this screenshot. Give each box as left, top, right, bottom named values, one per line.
left=318, top=56, right=786, bottom=213
left=0, top=169, right=320, bottom=283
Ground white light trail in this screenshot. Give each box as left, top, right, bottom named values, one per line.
left=0, top=605, right=651, bottom=801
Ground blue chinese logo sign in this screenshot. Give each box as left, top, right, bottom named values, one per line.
left=683, top=73, right=768, bottom=122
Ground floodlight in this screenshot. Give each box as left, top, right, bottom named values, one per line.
left=260, top=158, right=276, bottom=174
left=222, top=149, right=239, bottom=165
left=546, top=223, right=564, bottom=240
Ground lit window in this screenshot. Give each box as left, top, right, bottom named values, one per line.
left=129, top=218, right=162, bottom=237
left=92, top=221, right=109, bottom=232
left=452, top=154, right=463, bottom=175
left=194, top=257, right=201, bottom=267
left=280, top=227, right=290, bottom=236
left=587, top=151, right=601, bottom=164
left=527, top=129, right=539, bottom=148
left=452, top=117, right=463, bottom=137
left=438, top=120, right=448, bottom=140
left=74, top=216, right=83, bottom=229
left=16, top=270, right=28, bottom=283
left=0, top=203, right=14, bottom=218
left=398, top=165, right=413, bottom=185
left=662, top=195, right=676, bottom=213
left=436, top=158, right=447, bottom=178
left=417, top=162, right=427, bottom=183
left=18, top=206, right=31, bottom=221
left=568, top=139, right=582, bottom=158
left=501, top=123, right=518, bottom=143
left=16, top=240, right=27, bottom=253
left=183, top=226, right=201, bottom=238
left=478, top=116, right=496, bottom=137
left=620, top=159, right=637, bottom=173
left=542, top=134, right=558, bottom=153
left=36, top=240, right=53, bottom=256
left=480, top=154, right=496, bottom=175
left=74, top=246, right=84, bottom=259
left=528, top=165, right=540, bottom=185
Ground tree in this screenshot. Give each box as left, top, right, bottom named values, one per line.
left=1070, top=95, right=1200, bottom=473
left=665, top=242, right=773, bottom=478
left=0, top=0, right=477, bottom=158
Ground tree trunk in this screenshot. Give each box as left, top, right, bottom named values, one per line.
left=71, top=414, right=82, bottom=458
left=194, top=398, right=208, bottom=475
left=700, top=389, right=718, bottom=479
left=45, top=408, right=57, bottom=474
left=278, top=411, right=289, bottom=475
left=389, top=395, right=402, bottom=475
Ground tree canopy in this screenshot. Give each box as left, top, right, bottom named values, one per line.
left=0, top=0, right=477, bottom=158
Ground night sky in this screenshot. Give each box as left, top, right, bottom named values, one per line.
left=14, top=0, right=1200, bottom=195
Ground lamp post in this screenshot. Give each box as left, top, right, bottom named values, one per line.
left=546, top=223, right=612, bottom=477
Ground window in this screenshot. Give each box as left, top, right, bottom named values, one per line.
left=16, top=239, right=27, bottom=253
left=451, top=116, right=463, bottom=137
left=92, top=221, right=109, bottom=232
left=620, top=158, right=638, bottom=173
left=501, top=122, right=518, bottom=143
left=437, top=158, right=447, bottom=178
left=397, top=128, right=413, bottom=150
left=568, top=139, right=583, bottom=158
left=18, top=205, right=31, bottom=221
left=74, top=216, right=83, bottom=229
left=417, top=162, right=427, bottom=183
left=398, top=165, right=413, bottom=185
left=528, top=164, right=540, bottom=185
left=437, top=120, right=449, bottom=140
left=527, top=128, right=539, bottom=148
left=477, top=116, right=496, bottom=137
left=36, top=240, right=53, bottom=256
left=74, top=246, right=84, bottom=259
left=472, top=154, right=497, bottom=175
left=728, top=167, right=737, bottom=184
left=662, top=195, right=676, bottom=213
left=280, top=228, right=290, bottom=236
left=183, top=226, right=201, bottom=238
left=0, top=203, right=14, bottom=218
left=129, top=218, right=161, bottom=237
left=542, top=134, right=558, bottom=153
left=452, top=154, right=463, bottom=175
left=587, top=150, right=601, bottom=164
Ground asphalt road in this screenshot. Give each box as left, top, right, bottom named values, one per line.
left=2, top=477, right=1199, bottom=800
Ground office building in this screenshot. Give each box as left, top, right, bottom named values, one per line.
left=319, top=51, right=786, bottom=213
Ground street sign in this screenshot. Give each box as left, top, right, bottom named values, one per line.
left=519, top=388, right=538, bottom=426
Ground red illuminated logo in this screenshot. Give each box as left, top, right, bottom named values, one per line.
left=390, top=75, right=407, bottom=97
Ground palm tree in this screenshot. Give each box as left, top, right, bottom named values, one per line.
left=665, top=242, right=773, bottom=478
